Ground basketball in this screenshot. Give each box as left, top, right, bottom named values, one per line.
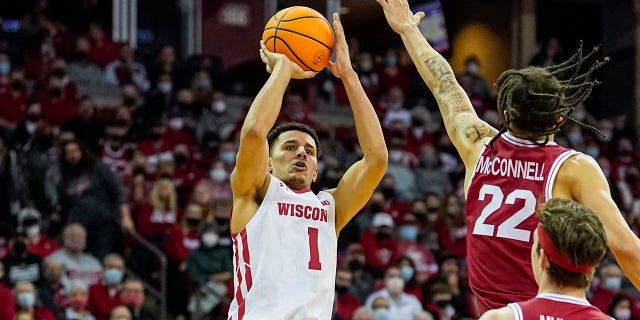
left=262, top=6, right=334, bottom=72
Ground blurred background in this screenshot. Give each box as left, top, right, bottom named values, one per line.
left=0, top=1, right=639, bottom=320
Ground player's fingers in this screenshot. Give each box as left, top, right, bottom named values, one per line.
left=374, top=0, right=386, bottom=7
left=415, top=11, right=425, bottom=20
left=326, top=61, right=335, bottom=72
left=259, top=40, right=270, bottom=53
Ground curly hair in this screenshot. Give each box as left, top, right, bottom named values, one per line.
left=490, top=42, right=608, bottom=148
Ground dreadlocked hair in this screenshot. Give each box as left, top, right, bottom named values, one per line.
left=489, top=41, right=608, bottom=149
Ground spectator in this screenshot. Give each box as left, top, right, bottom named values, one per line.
left=382, top=87, right=411, bottom=130
left=377, top=49, right=410, bottom=95
left=277, top=92, right=315, bottom=127
left=422, top=254, right=475, bottom=319
left=18, top=207, right=60, bottom=259
left=137, top=119, right=174, bottom=175
left=87, top=23, right=120, bottom=68
left=204, top=160, right=233, bottom=203
left=63, top=96, right=104, bottom=154
left=343, top=243, right=375, bottom=303
left=135, top=177, right=178, bottom=243
left=395, top=255, right=423, bottom=303
left=38, top=260, right=66, bottom=320
left=0, top=69, right=28, bottom=142
left=39, top=76, right=78, bottom=128
left=0, top=262, right=16, bottom=320
left=105, top=43, right=150, bottom=91
left=395, top=213, right=438, bottom=284
left=87, top=254, right=125, bottom=320
left=334, top=267, right=361, bottom=320
left=456, top=55, right=492, bottom=107
left=100, top=125, right=134, bottom=176
left=0, top=138, right=23, bottom=237
left=147, top=45, right=178, bottom=85
left=142, top=72, right=175, bottom=119
left=108, top=306, right=131, bottom=320
left=359, top=213, right=399, bottom=278
left=417, top=194, right=443, bottom=255
left=591, top=264, right=640, bottom=318
left=404, top=110, right=434, bottom=156
left=607, top=293, right=636, bottom=320
left=189, top=71, right=214, bottom=111
left=528, top=36, right=565, bottom=67
left=189, top=180, right=215, bottom=220
left=45, top=223, right=103, bottom=287
left=57, top=140, right=134, bottom=258
left=423, top=282, right=456, bottom=320
left=210, top=197, right=232, bottom=246
left=436, top=194, right=467, bottom=258
left=171, top=142, right=203, bottom=203
left=352, top=306, right=374, bottom=320
left=377, top=175, right=409, bottom=221
left=370, top=296, right=391, bottom=320
left=186, top=222, right=233, bottom=318
left=194, top=90, right=235, bottom=150
left=11, top=100, right=41, bottom=150
left=386, top=132, right=418, bottom=201
left=64, top=281, right=95, bottom=320
left=0, top=54, right=12, bottom=87
left=12, top=281, right=55, bottom=320
left=67, top=37, right=115, bottom=96
left=365, top=266, right=423, bottom=320
left=121, top=279, right=153, bottom=320
left=414, top=144, right=452, bottom=198
left=1, top=232, right=43, bottom=288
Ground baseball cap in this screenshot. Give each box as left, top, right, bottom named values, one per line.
left=17, top=207, right=41, bottom=224
left=371, top=212, right=394, bottom=228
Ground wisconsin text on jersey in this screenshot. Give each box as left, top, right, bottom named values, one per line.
left=474, top=155, right=545, bottom=181
left=277, top=202, right=329, bottom=222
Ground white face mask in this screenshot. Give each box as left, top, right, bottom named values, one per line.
left=615, top=308, right=631, bottom=320
left=209, top=168, right=227, bottom=182
left=202, top=232, right=219, bottom=247
left=385, top=276, right=404, bottom=295
left=26, top=225, right=40, bottom=237
left=169, top=118, right=184, bottom=130
left=158, top=81, right=172, bottom=94
left=26, top=121, right=38, bottom=134
left=466, top=62, right=479, bottom=74
left=211, top=101, right=226, bottom=113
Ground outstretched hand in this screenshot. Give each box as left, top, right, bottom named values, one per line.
left=375, top=0, right=425, bottom=34
left=326, top=13, right=354, bottom=79
left=259, top=41, right=316, bottom=79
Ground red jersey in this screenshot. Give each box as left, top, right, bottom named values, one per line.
left=465, top=133, right=577, bottom=312
left=508, top=293, right=612, bottom=320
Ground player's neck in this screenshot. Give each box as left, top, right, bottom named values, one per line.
left=538, top=281, right=587, bottom=300
left=508, top=126, right=554, bottom=142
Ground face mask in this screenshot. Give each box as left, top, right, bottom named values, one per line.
left=376, top=230, right=391, bottom=241
left=599, top=130, right=612, bottom=142
left=385, top=55, right=397, bottom=66
left=122, top=291, right=143, bottom=309
left=66, top=239, right=86, bottom=253
left=436, top=299, right=451, bottom=308
left=220, top=151, right=235, bottom=165
left=448, top=206, right=461, bottom=215
left=158, top=81, right=172, bottom=94
left=211, top=101, right=226, bottom=113
left=186, top=218, right=201, bottom=228
left=25, top=225, right=40, bottom=237
left=169, top=118, right=184, bottom=130
left=201, top=232, right=219, bottom=247
left=399, top=225, right=418, bottom=241
left=13, top=241, right=27, bottom=255
left=373, top=308, right=390, bottom=320
left=335, top=285, right=349, bottom=296
left=585, top=146, right=599, bottom=158
left=466, top=62, right=479, bottom=74
left=68, top=296, right=88, bottom=310
left=197, top=79, right=211, bottom=90
left=604, top=276, right=622, bottom=291
left=25, top=121, right=38, bottom=134
left=10, top=80, right=25, bottom=91
left=348, top=260, right=363, bottom=271
left=369, top=203, right=383, bottom=214
left=401, top=266, right=414, bottom=281
left=173, top=153, right=188, bottom=165
left=385, top=276, right=404, bottom=294
left=614, top=308, right=631, bottom=320
left=49, top=88, right=62, bottom=98
left=567, top=131, right=581, bottom=143
left=17, top=292, right=35, bottom=308
left=0, top=62, right=10, bottom=75
left=209, top=168, right=227, bottom=182
left=104, top=268, right=123, bottom=284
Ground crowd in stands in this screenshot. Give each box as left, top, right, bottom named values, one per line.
left=0, top=3, right=639, bottom=320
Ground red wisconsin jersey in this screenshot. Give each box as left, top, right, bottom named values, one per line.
left=465, top=133, right=577, bottom=313
left=508, top=293, right=613, bottom=320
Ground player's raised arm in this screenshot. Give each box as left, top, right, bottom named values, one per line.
left=230, top=43, right=315, bottom=233
left=375, top=0, right=497, bottom=166
left=558, top=154, right=640, bottom=290
left=325, top=13, right=388, bottom=233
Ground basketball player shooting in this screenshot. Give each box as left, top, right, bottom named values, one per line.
left=481, top=199, right=612, bottom=320
left=227, top=13, right=388, bottom=320
left=376, top=0, right=640, bottom=313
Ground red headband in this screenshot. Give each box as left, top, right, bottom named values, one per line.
left=537, top=224, right=594, bottom=274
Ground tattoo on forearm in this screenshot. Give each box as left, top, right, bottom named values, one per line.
left=455, top=116, right=499, bottom=142
left=424, top=57, right=451, bottom=78
left=424, top=56, right=474, bottom=115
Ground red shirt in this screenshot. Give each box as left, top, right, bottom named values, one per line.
left=335, top=293, right=360, bottom=320
left=590, top=285, right=640, bottom=319
left=89, top=39, right=120, bottom=67
left=87, top=283, right=123, bottom=320
left=0, top=90, right=27, bottom=125
left=396, top=240, right=439, bottom=282
left=358, top=230, right=399, bottom=270
left=135, top=203, right=178, bottom=238
left=510, top=293, right=611, bottom=320
left=466, top=133, right=576, bottom=313
left=40, top=97, right=78, bottom=127
left=0, top=284, right=14, bottom=320
left=165, top=226, right=200, bottom=262
left=27, top=235, right=60, bottom=258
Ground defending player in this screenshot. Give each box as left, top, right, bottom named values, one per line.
left=375, top=0, right=640, bottom=313
left=480, top=198, right=612, bottom=320
left=227, top=13, right=388, bottom=319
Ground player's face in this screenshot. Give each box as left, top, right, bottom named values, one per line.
left=531, top=228, right=542, bottom=285
left=270, top=130, right=318, bottom=190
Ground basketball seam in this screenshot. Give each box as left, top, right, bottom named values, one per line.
left=273, top=7, right=296, bottom=53
left=273, top=16, right=329, bottom=23
left=263, top=27, right=333, bottom=52
left=264, top=35, right=319, bottom=72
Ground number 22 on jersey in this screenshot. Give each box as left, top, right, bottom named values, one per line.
left=472, top=184, right=537, bottom=242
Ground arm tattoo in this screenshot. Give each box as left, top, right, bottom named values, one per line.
left=423, top=56, right=474, bottom=115
left=464, top=125, right=487, bottom=142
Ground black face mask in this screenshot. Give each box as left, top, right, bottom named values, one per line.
left=132, top=167, right=146, bottom=177
left=173, top=154, right=188, bottom=165
left=186, top=218, right=201, bottom=228
left=13, top=241, right=27, bottom=255
left=369, top=203, right=383, bottom=213
left=376, top=230, right=391, bottom=241
left=380, top=188, right=395, bottom=199
left=10, top=81, right=25, bottom=91
left=149, top=132, right=163, bottom=141
left=348, top=260, right=364, bottom=271
left=123, top=97, right=137, bottom=107
left=215, top=217, right=230, bottom=226
left=51, top=68, right=66, bottom=78
left=435, top=299, right=451, bottom=308
left=26, top=113, right=40, bottom=122
left=49, top=88, right=62, bottom=98
left=335, top=285, right=349, bottom=296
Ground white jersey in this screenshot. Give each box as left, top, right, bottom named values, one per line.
left=228, top=175, right=337, bottom=320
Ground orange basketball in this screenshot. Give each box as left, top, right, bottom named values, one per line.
left=262, top=6, right=334, bottom=72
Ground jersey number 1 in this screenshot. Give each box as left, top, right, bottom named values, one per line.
left=307, top=227, right=322, bottom=270
left=472, top=184, right=536, bottom=242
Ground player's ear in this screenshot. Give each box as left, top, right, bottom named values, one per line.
left=539, top=248, right=550, bottom=270
left=268, top=159, right=273, bottom=173
left=313, top=167, right=318, bottom=182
